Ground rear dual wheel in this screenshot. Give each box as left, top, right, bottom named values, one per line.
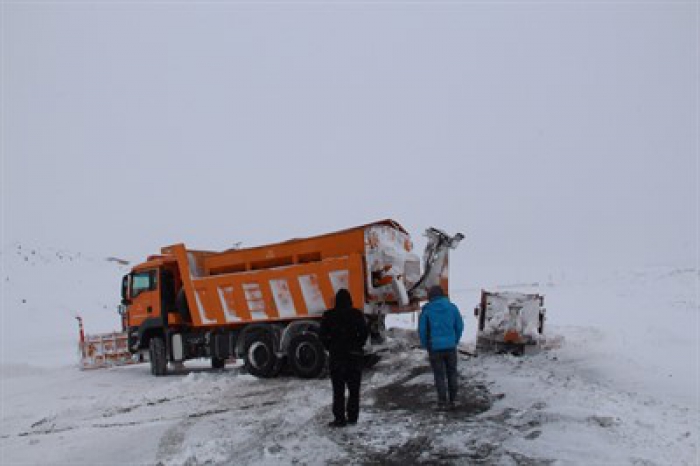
left=243, top=331, right=283, bottom=378
left=242, top=329, right=326, bottom=379
left=287, top=333, right=326, bottom=379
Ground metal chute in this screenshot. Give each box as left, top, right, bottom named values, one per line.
left=408, top=227, right=464, bottom=301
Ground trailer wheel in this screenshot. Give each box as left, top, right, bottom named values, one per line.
left=149, top=336, right=168, bottom=376
left=243, top=331, right=282, bottom=378
left=211, top=357, right=225, bottom=370
left=287, top=333, right=326, bottom=379
left=176, top=289, right=191, bottom=322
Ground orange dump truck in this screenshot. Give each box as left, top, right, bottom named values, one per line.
left=120, top=220, right=463, bottom=377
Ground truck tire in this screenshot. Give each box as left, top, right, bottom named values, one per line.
left=176, top=289, right=191, bottom=322
left=243, top=331, right=282, bottom=378
left=211, top=357, right=225, bottom=370
left=149, top=336, right=168, bottom=376
left=287, top=333, right=326, bottom=379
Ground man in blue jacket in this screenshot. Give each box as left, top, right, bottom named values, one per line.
left=419, top=285, right=464, bottom=410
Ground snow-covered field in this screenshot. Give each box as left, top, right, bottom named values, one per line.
left=1, top=245, right=698, bottom=465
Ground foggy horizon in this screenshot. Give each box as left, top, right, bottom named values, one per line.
left=2, top=1, right=697, bottom=273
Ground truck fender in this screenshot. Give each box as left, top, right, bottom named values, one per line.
left=136, top=317, right=165, bottom=350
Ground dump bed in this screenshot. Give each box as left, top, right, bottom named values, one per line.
left=164, top=220, right=423, bottom=328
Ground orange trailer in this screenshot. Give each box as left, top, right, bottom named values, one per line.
left=120, top=220, right=463, bottom=377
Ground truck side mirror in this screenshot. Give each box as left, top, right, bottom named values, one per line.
left=474, top=306, right=479, bottom=317
left=121, top=274, right=130, bottom=304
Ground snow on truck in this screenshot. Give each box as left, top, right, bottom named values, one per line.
left=474, top=290, right=546, bottom=355
left=114, top=220, right=463, bottom=378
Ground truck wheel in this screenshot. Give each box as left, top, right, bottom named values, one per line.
left=176, top=289, right=191, bottom=322
left=149, top=337, right=168, bottom=376
left=211, top=357, right=225, bottom=370
left=287, top=333, right=326, bottom=379
left=243, top=331, right=282, bottom=378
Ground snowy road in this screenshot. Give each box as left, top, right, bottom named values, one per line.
left=1, top=248, right=698, bottom=465
left=1, top=327, right=697, bottom=465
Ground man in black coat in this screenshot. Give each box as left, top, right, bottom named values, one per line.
left=320, top=288, right=369, bottom=427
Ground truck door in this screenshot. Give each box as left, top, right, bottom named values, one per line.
left=128, top=269, right=161, bottom=327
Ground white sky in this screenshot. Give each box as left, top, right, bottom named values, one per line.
left=2, top=1, right=698, bottom=272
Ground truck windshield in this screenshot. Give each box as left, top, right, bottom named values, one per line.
left=132, top=270, right=157, bottom=298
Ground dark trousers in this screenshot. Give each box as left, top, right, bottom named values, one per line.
left=428, top=349, right=458, bottom=403
left=329, top=355, right=363, bottom=422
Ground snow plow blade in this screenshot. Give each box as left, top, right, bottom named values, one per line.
left=78, top=332, right=140, bottom=369
left=77, top=317, right=141, bottom=369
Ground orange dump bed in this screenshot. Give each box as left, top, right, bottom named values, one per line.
left=163, top=220, right=418, bottom=328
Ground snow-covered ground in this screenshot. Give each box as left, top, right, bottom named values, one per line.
left=1, top=244, right=698, bottom=464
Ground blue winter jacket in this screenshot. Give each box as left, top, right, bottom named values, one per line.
left=418, top=296, right=464, bottom=351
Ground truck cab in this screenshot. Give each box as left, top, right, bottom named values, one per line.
left=121, top=257, right=185, bottom=356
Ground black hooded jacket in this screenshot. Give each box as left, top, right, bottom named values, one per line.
left=320, top=289, right=369, bottom=358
